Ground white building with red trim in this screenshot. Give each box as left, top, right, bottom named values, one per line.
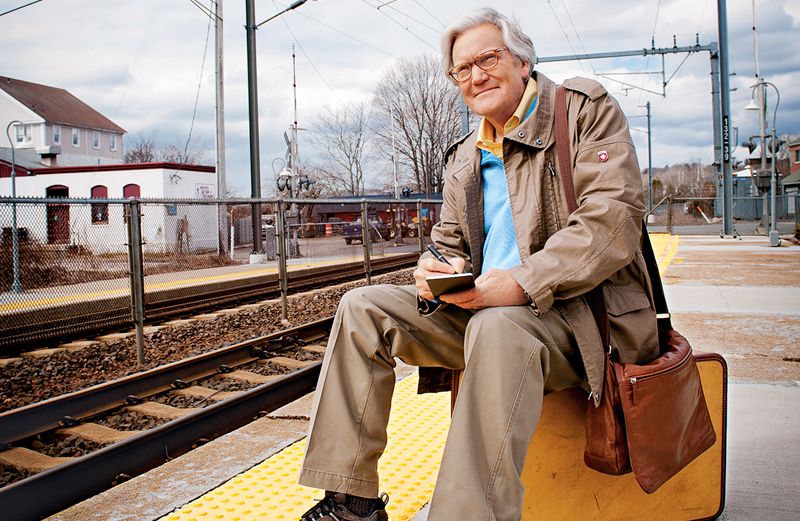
left=0, top=161, right=219, bottom=253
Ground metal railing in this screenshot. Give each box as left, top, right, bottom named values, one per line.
left=645, top=193, right=798, bottom=236
left=0, top=196, right=441, bottom=361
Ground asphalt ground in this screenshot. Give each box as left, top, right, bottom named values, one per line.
left=48, top=234, right=800, bottom=521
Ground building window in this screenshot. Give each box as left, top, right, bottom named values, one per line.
left=15, top=124, right=32, bottom=144
left=91, top=185, right=109, bottom=224
left=72, top=128, right=79, bottom=147
left=92, top=130, right=100, bottom=149
left=795, top=150, right=800, bottom=163
left=110, top=134, right=117, bottom=152
left=53, top=125, right=61, bottom=145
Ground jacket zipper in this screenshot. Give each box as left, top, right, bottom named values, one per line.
left=628, top=350, right=693, bottom=405
left=547, top=160, right=563, bottom=230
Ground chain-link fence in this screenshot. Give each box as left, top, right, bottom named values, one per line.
left=646, top=194, right=799, bottom=235
left=0, top=196, right=440, bottom=354
left=0, top=198, right=133, bottom=348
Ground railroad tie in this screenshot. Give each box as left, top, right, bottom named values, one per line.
left=0, top=447, right=74, bottom=473
left=56, top=423, right=142, bottom=444
left=127, top=402, right=203, bottom=420
left=173, top=385, right=243, bottom=402
left=302, top=344, right=327, bottom=355
left=266, top=356, right=318, bottom=370
left=220, top=370, right=283, bottom=385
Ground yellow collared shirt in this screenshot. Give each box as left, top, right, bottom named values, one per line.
left=475, top=78, right=538, bottom=160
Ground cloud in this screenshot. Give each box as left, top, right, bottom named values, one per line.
left=2, top=0, right=797, bottom=192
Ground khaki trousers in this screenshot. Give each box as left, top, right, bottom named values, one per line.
left=299, top=285, right=584, bottom=521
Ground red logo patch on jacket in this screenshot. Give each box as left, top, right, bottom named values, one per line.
left=597, top=150, right=609, bottom=162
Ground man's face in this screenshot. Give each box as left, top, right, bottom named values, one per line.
left=451, top=23, right=529, bottom=128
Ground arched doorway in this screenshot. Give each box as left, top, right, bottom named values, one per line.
left=46, top=185, right=69, bottom=244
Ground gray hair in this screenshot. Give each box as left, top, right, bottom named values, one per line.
left=440, top=8, right=536, bottom=81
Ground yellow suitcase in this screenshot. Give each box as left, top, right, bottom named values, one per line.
left=451, top=353, right=727, bottom=520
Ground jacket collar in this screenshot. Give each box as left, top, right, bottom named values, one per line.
left=506, top=71, right=556, bottom=150
left=447, top=71, right=557, bottom=169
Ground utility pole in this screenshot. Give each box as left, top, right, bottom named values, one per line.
left=214, top=0, right=228, bottom=257
left=289, top=45, right=300, bottom=257
left=716, top=0, right=735, bottom=237
left=245, top=0, right=263, bottom=258
left=460, top=97, right=470, bottom=135
left=390, top=104, right=399, bottom=199
left=646, top=101, right=652, bottom=214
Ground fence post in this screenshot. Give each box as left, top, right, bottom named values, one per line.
left=361, top=201, right=372, bottom=285
left=276, top=200, right=289, bottom=320
left=126, top=199, right=146, bottom=367
left=795, top=193, right=799, bottom=226
left=666, top=194, right=673, bottom=235
left=416, top=200, right=425, bottom=253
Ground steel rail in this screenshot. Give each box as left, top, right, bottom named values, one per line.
left=0, top=362, right=321, bottom=521
left=0, top=317, right=333, bottom=446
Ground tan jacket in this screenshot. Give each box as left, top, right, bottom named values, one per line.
left=420, top=72, right=659, bottom=404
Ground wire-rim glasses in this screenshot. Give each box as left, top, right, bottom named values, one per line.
left=449, top=47, right=509, bottom=82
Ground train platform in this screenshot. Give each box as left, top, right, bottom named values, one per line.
left=0, top=247, right=417, bottom=315
left=47, top=234, right=800, bottom=521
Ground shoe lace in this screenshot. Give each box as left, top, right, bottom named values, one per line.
left=300, top=495, right=339, bottom=520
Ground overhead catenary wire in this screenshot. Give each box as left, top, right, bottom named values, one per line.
left=360, top=0, right=438, bottom=51
left=378, top=0, right=442, bottom=34
left=270, top=7, right=387, bottom=139
left=0, top=0, right=44, bottom=18
left=181, top=0, right=214, bottom=165
left=412, top=0, right=445, bottom=29
left=113, top=0, right=166, bottom=120
left=545, top=0, right=590, bottom=76
left=188, top=0, right=220, bottom=21
left=559, top=0, right=595, bottom=75
left=270, top=0, right=396, bottom=58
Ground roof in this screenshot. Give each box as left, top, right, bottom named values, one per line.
left=23, top=162, right=215, bottom=175
left=0, top=148, right=214, bottom=177
left=0, top=76, right=126, bottom=134
left=782, top=170, right=800, bottom=187
left=0, top=147, right=123, bottom=170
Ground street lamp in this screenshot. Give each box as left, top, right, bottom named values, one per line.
left=5, top=120, right=23, bottom=292
left=745, top=80, right=781, bottom=247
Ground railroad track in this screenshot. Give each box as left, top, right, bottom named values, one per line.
left=0, top=317, right=334, bottom=521
left=1, top=253, right=417, bottom=355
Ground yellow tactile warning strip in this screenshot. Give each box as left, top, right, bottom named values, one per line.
left=0, top=252, right=400, bottom=313
left=161, top=372, right=451, bottom=521
left=649, top=233, right=679, bottom=273
left=160, top=235, right=678, bottom=521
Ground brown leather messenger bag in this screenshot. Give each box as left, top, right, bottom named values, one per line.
left=554, top=85, right=716, bottom=493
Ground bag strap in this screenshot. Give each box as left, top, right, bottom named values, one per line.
left=554, top=86, right=672, bottom=347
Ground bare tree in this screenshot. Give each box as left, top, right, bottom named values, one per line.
left=307, top=103, right=372, bottom=196
left=372, top=54, right=463, bottom=195
left=123, top=133, right=207, bottom=164
left=123, top=134, right=157, bottom=163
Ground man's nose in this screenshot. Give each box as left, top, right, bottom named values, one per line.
left=470, top=63, right=489, bottom=83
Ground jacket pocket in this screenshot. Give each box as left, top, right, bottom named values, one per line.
left=603, top=285, right=659, bottom=364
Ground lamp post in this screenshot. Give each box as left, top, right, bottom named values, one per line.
left=745, top=80, right=781, bottom=247
left=5, top=120, right=23, bottom=292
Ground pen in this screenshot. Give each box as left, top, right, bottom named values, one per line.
left=427, top=244, right=452, bottom=266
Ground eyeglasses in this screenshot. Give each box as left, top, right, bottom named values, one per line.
left=448, top=48, right=509, bottom=82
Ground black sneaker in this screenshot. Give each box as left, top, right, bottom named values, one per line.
left=300, top=492, right=389, bottom=521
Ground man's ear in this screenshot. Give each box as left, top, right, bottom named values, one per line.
left=520, top=60, right=532, bottom=79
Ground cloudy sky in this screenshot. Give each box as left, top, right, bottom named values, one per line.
left=2, top=0, right=799, bottom=195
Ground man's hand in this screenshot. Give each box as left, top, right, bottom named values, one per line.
left=414, top=256, right=467, bottom=301
left=440, top=269, right=529, bottom=309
